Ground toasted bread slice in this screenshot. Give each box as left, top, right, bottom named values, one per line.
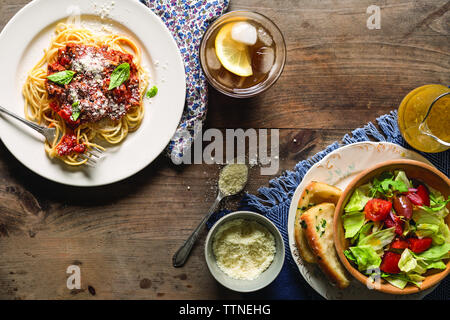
left=294, top=182, right=342, bottom=264
left=295, top=207, right=317, bottom=263
left=301, top=203, right=350, bottom=289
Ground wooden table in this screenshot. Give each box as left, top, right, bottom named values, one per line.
left=0, top=0, right=448, bottom=299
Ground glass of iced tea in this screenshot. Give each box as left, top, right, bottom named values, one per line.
left=200, top=11, right=286, bottom=98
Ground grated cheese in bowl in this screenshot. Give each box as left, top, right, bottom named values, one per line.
left=212, top=218, right=276, bottom=280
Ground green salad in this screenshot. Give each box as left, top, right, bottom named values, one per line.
left=342, top=170, right=450, bottom=289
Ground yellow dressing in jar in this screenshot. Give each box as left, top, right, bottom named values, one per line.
left=398, top=84, right=450, bottom=153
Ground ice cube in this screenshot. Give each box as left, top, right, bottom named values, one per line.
left=206, top=47, right=221, bottom=70
left=257, top=27, right=273, bottom=46
left=252, top=47, right=274, bottom=74
left=217, top=68, right=236, bottom=87
left=231, top=22, right=257, bottom=46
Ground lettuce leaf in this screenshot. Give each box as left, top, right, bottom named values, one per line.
left=394, top=170, right=412, bottom=189
left=349, top=245, right=381, bottom=272
left=420, top=204, right=449, bottom=218
left=351, top=222, right=373, bottom=245
left=429, top=187, right=450, bottom=208
left=404, top=243, right=450, bottom=275
left=342, top=212, right=366, bottom=238
left=398, top=249, right=426, bottom=274
left=416, top=223, right=439, bottom=236
left=407, top=273, right=425, bottom=287
left=416, top=243, right=450, bottom=261
left=413, top=208, right=450, bottom=245
left=344, top=249, right=357, bottom=264
left=423, top=260, right=447, bottom=270
left=358, top=227, right=396, bottom=252
left=383, top=272, right=424, bottom=289
left=345, top=184, right=371, bottom=212
left=384, top=276, right=408, bottom=289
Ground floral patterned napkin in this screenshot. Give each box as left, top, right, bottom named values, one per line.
left=141, top=0, right=229, bottom=162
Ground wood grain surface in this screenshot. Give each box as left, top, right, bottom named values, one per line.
left=0, top=0, right=449, bottom=299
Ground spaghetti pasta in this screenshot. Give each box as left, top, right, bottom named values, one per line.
left=22, top=23, right=148, bottom=166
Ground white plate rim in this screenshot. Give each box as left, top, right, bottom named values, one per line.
left=287, top=141, right=438, bottom=300
left=0, top=0, right=186, bottom=187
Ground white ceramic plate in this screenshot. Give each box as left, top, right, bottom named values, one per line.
left=287, top=141, right=437, bottom=300
left=0, top=0, right=186, bottom=186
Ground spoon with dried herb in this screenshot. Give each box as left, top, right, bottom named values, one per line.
left=172, top=163, right=248, bottom=267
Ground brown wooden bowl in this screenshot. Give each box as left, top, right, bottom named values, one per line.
left=334, top=159, right=450, bottom=295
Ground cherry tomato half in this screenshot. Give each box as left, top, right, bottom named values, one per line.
left=416, top=185, right=430, bottom=207
left=391, top=238, right=409, bottom=250
left=364, top=199, right=392, bottom=222
left=380, top=252, right=401, bottom=274
left=408, top=237, right=432, bottom=253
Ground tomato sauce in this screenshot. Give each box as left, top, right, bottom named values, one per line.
left=46, top=43, right=140, bottom=126
left=56, top=133, right=87, bottom=156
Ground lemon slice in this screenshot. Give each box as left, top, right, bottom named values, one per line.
left=215, top=23, right=253, bottom=77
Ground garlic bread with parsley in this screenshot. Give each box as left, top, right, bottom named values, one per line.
left=294, top=181, right=342, bottom=263
left=301, top=203, right=350, bottom=289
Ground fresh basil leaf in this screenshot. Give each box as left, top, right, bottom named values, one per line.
left=71, top=101, right=81, bottom=121
left=47, top=70, right=76, bottom=85
left=146, top=86, right=158, bottom=98
left=109, top=63, right=130, bottom=90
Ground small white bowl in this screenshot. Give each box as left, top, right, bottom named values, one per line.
left=204, top=211, right=285, bottom=292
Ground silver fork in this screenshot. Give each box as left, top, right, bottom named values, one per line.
left=0, top=105, right=103, bottom=166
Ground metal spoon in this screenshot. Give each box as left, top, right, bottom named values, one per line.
left=418, top=91, right=450, bottom=147
left=172, top=164, right=248, bottom=268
